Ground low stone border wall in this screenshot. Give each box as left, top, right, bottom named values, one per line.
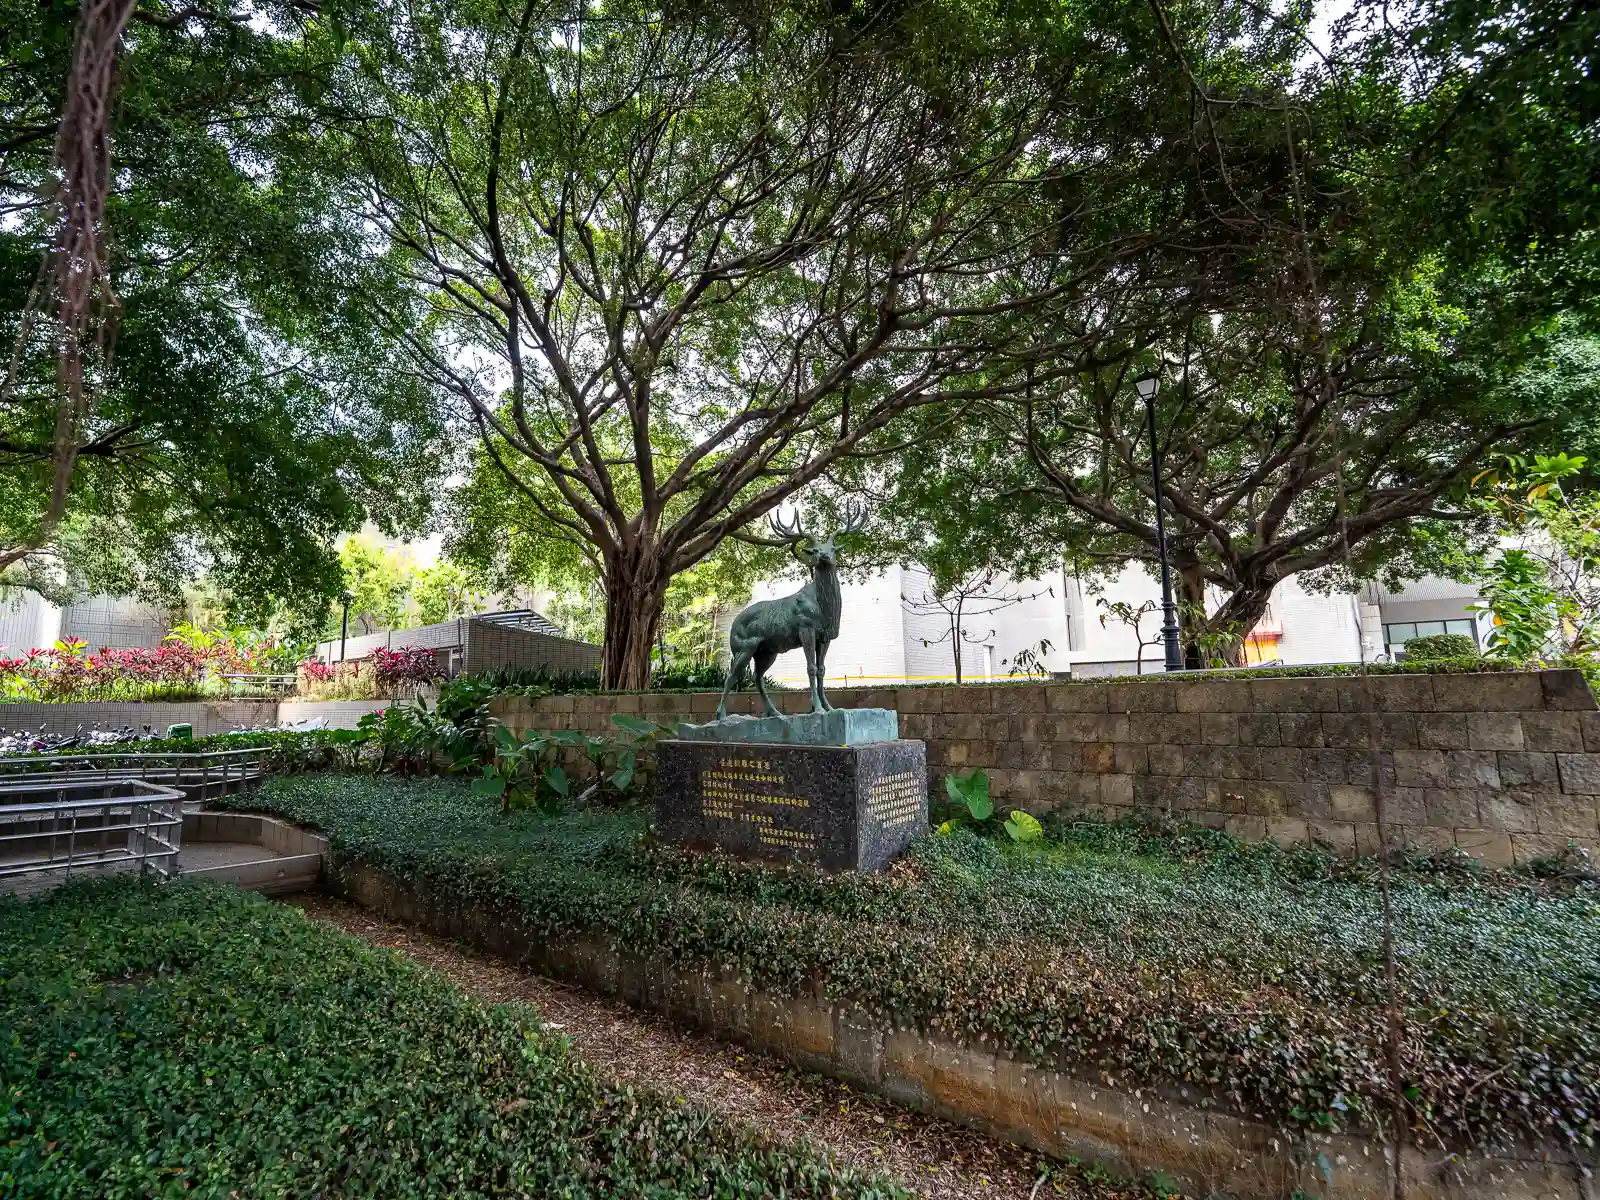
left=277, top=699, right=394, bottom=729
left=492, top=670, right=1600, bottom=864
left=328, top=860, right=1590, bottom=1200
left=0, top=698, right=278, bottom=737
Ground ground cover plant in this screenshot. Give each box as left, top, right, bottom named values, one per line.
left=226, top=774, right=1600, bottom=1156
left=0, top=878, right=906, bottom=1200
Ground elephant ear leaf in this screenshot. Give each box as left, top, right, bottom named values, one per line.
left=611, top=714, right=661, bottom=738
left=946, top=769, right=993, bottom=821
left=471, top=773, right=506, bottom=797
left=1004, top=810, right=1043, bottom=842
left=543, top=765, right=571, bottom=796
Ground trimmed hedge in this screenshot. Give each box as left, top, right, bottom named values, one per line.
left=0, top=878, right=906, bottom=1199
left=0, top=729, right=349, bottom=760
left=227, top=775, right=1600, bottom=1155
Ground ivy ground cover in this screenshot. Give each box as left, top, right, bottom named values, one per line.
left=0, top=878, right=905, bottom=1199
left=227, top=774, right=1600, bottom=1157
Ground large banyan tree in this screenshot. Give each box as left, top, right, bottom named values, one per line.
left=342, top=0, right=1315, bottom=687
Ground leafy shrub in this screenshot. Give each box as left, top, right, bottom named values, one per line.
left=0, top=631, right=295, bottom=703
left=371, top=645, right=445, bottom=688
left=1400, top=633, right=1480, bottom=663
left=939, top=768, right=1041, bottom=842
left=297, top=659, right=381, bottom=700
left=651, top=661, right=728, bottom=691
left=229, top=775, right=1600, bottom=1153
left=466, top=714, right=669, bottom=812
left=0, top=878, right=905, bottom=1199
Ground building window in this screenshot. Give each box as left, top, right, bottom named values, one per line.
left=1383, top=618, right=1478, bottom=651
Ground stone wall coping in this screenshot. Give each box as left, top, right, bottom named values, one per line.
left=493, top=669, right=1595, bottom=716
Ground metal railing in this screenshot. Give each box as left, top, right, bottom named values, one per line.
left=219, top=672, right=299, bottom=695
left=0, top=778, right=185, bottom=892
left=0, top=746, right=271, bottom=809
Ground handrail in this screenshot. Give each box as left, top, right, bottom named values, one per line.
left=0, top=746, right=271, bottom=809
left=0, top=778, right=185, bottom=885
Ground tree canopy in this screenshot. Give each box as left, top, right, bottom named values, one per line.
left=322, top=0, right=1350, bottom=686
left=0, top=0, right=446, bottom=611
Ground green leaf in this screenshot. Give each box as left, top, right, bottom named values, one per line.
left=543, top=765, right=570, bottom=796
left=611, top=714, right=659, bottom=737
left=470, top=774, right=506, bottom=797
left=1004, top=810, right=1043, bottom=842
left=610, top=767, right=635, bottom=792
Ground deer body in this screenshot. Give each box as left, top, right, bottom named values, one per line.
left=715, top=508, right=858, bottom=720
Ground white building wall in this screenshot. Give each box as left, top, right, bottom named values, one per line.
left=1268, top=578, right=1362, bottom=665
left=739, top=560, right=1472, bottom=684
left=1067, top=563, right=1167, bottom=674
left=750, top=568, right=907, bottom=689
left=0, top=590, right=61, bottom=654
left=58, top=595, right=170, bottom=650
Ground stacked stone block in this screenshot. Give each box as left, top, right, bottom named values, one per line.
left=490, top=669, right=1600, bottom=865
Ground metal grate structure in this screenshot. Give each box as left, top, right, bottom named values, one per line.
left=0, top=777, right=185, bottom=897
left=0, top=746, right=270, bottom=810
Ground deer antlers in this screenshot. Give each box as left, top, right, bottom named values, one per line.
left=758, top=501, right=865, bottom=562
left=767, top=508, right=808, bottom=544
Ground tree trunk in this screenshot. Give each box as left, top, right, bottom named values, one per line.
left=601, top=558, right=668, bottom=691
left=950, top=604, right=964, bottom=684
left=1205, top=584, right=1276, bottom=668
left=1178, top=566, right=1208, bottom=669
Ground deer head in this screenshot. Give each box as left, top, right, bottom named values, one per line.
left=766, top=501, right=866, bottom=570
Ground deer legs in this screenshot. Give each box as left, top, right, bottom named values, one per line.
left=751, top=647, right=781, bottom=717
left=716, top=645, right=784, bottom=720
left=801, top=635, right=836, bottom=714
left=714, top=650, right=746, bottom=720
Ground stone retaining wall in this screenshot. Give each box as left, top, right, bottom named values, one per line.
left=330, top=860, right=1591, bottom=1200
left=0, top=698, right=278, bottom=738
left=491, top=669, right=1600, bottom=864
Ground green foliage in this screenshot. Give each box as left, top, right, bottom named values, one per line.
left=940, top=767, right=1042, bottom=842
left=333, top=537, right=414, bottom=638
left=410, top=562, right=487, bottom=627
left=1003, top=810, right=1044, bottom=843
left=361, top=691, right=669, bottom=811
left=944, top=768, right=993, bottom=821
left=227, top=775, right=1599, bottom=1152
left=0, top=0, right=445, bottom=607
left=1400, top=634, right=1481, bottom=663
left=1474, top=549, right=1558, bottom=661
left=0, top=878, right=905, bottom=1198
left=1474, top=451, right=1600, bottom=671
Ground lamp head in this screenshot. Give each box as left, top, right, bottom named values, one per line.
left=1134, top=374, right=1160, bottom=403
left=340, top=589, right=355, bottom=605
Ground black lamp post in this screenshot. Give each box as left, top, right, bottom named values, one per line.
left=1136, top=374, right=1184, bottom=672
left=338, top=589, right=354, bottom=663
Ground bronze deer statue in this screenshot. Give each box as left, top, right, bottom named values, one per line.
left=715, top=504, right=866, bottom=720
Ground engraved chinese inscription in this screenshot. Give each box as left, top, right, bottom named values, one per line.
left=865, top=769, right=923, bottom=831
left=698, top=756, right=817, bottom=854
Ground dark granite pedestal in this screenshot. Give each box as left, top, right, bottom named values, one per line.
left=656, top=738, right=928, bottom=871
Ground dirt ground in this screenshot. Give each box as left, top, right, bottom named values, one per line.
left=285, top=894, right=1158, bottom=1200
